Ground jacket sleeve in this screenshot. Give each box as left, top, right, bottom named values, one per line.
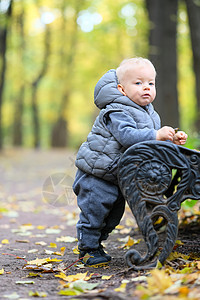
left=105, top=111, right=157, bottom=148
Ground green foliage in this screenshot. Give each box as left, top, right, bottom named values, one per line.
left=1, top=0, right=150, bottom=148
left=177, top=1, right=196, bottom=133
left=0, top=0, right=198, bottom=149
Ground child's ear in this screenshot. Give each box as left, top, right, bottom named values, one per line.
left=117, top=84, right=126, bottom=96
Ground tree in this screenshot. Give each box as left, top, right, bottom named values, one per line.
left=31, top=23, right=51, bottom=148
left=185, top=0, right=200, bottom=132
left=0, top=0, right=13, bottom=149
left=13, top=0, right=25, bottom=146
left=50, top=0, right=85, bottom=147
left=145, top=0, right=179, bottom=128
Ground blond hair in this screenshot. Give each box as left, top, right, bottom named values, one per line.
left=116, top=57, right=156, bottom=84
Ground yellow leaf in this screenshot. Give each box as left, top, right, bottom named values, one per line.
left=118, top=236, right=141, bottom=249
left=1, top=239, right=9, bottom=244
left=55, top=272, right=88, bottom=282
left=37, top=225, right=46, bottom=230
left=48, top=243, right=57, bottom=248
left=126, top=236, right=134, bottom=247
left=167, top=251, right=190, bottom=262
left=102, top=275, right=112, bottom=280
left=156, top=260, right=163, bottom=269
left=148, top=269, right=173, bottom=294
left=85, top=273, right=95, bottom=281
left=73, top=246, right=79, bottom=255
left=29, top=291, right=47, bottom=297
left=27, top=273, right=42, bottom=278
left=175, top=240, right=184, bottom=245
left=55, top=272, right=68, bottom=281
left=114, top=282, right=127, bottom=292
left=196, top=261, right=200, bottom=269
left=46, top=258, right=62, bottom=263
left=154, top=217, right=163, bottom=225
left=0, top=268, right=4, bottom=275
left=53, top=247, right=66, bottom=256
left=179, top=286, right=190, bottom=296
left=27, top=258, right=51, bottom=266
left=27, top=257, right=62, bottom=266
left=60, top=247, right=66, bottom=256
left=116, top=225, right=124, bottom=229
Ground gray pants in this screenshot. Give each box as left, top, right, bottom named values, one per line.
left=73, top=169, right=125, bottom=250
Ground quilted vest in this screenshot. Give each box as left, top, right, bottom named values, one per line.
left=75, top=69, right=161, bottom=184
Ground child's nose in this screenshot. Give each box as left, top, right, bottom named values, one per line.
left=143, top=85, right=150, bottom=90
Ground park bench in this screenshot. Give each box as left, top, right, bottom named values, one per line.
left=118, top=141, right=200, bottom=270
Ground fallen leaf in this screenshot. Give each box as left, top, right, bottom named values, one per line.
left=26, top=272, right=43, bottom=278
left=131, top=276, right=147, bottom=282
left=148, top=269, right=173, bottom=294
left=167, top=251, right=190, bottom=262
left=45, top=228, right=61, bottom=234
left=1, top=239, right=9, bottom=244
left=58, top=281, right=99, bottom=296
left=29, top=291, right=47, bottom=297
left=28, top=249, right=38, bottom=253
left=114, top=282, right=127, bottom=292
left=48, top=242, right=57, bottom=248
left=102, top=275, right=112, bottom=280
left=27, top=257, right=62, bottom=266
left=55, top=272, right=88, bottom=282
left=0, top=268, right=4, bottom=275
left=175, top=240, right=184, bottom=245
left=37, top=225, right=46, bottom=230
left=44, top=250, right=54, bottom=255
left=73, top=281, right=99, bottom=291
left=56, top=236, right=77, bottom=243
left=73, top=246, right=79, bottom=254
left=2, top=292, right=20, bottom=299
left=118, top=236, right=141, bottom=249
left=58, top=289, right=80, bottom=296
left=16, top=280, right=35, bottom=284
left=179, top=286, right=190, bottom=296
left=15, top=239, right=30, bottom=243
left=35, top=241, right=47, bottom=246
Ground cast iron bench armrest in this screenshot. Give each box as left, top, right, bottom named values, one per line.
left=118, top=140, right=200, bottom=270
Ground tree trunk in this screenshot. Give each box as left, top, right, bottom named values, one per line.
left=145, top=0, right=179, bottom=128
left=13, top=86, right=25, bottom=146
left=185, top=0, right=200, bottom=132
left=13, top=2, right=25, bottom=146
left=50, top=0, right=84, bottom=147
left=51, top=117, right=67, bottom=148
left=31, top=24, right=51, bottom=148
left=0, top=0, right=13, bottom=149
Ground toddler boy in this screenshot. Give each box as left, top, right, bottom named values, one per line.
left=73, top=57, right=187, bottom=266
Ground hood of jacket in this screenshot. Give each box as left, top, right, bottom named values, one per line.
left=94, top=69, right=152, bottom=111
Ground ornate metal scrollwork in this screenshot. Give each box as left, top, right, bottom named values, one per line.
left=118, top=141, right=200, bottom=270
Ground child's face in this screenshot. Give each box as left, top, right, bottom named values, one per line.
left=117, top=63, right=156, bottom=106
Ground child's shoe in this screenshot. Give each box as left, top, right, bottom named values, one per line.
left=99, top=244, right=111, bottom=261
left=79, top=248, right=111, bottom=267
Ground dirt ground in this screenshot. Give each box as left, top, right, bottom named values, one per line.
left=0, top=148, right=200, bottom=300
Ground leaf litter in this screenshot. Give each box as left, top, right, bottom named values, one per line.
left=1, top=150, right=200, bottom=299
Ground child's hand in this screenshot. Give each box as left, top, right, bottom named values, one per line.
left=156, top=126, right=175, bottom=142
left=173, top=131, right=188, bottom=145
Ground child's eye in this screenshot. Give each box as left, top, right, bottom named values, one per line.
left=135, top=82, right=141, bottom=85
left=149, top=82, right=154, bottom=86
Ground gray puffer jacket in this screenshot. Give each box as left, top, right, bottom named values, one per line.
left=75, top=69, right=161, bottom=184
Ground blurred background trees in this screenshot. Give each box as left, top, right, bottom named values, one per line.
left=0, top=0, right=200, bottom=150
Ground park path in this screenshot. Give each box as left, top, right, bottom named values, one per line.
left=0, top=148, right=131, bottom=299
left=0, top=148, right=80, bottom=298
